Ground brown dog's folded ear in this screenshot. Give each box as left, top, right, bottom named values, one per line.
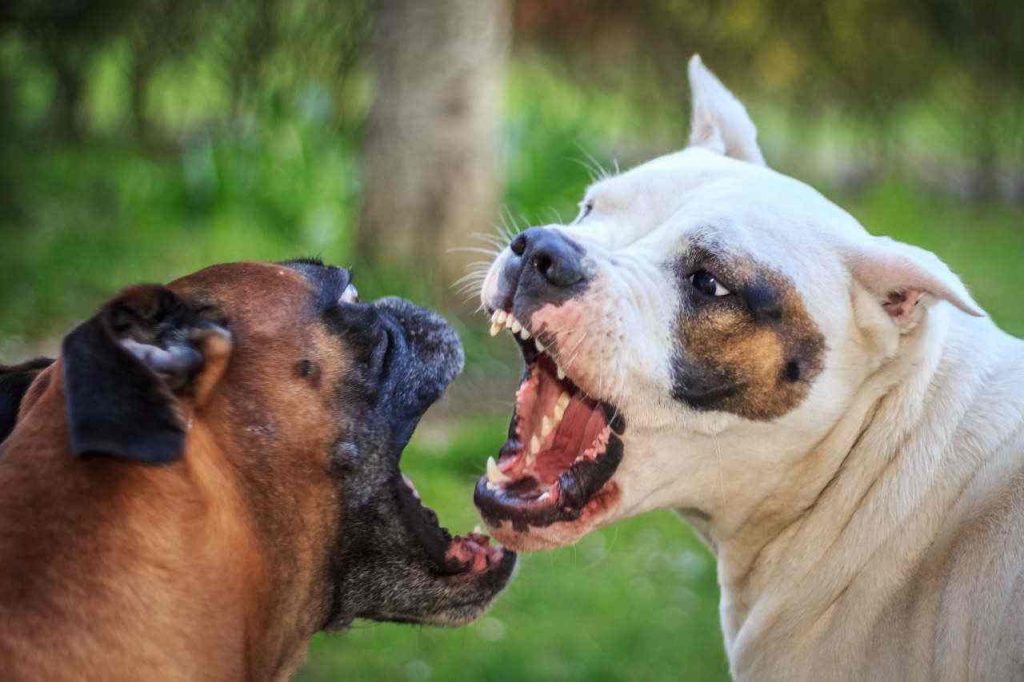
left=62, top=285, right=231, bottom=463
left=1, top=358, right=54, bottom=443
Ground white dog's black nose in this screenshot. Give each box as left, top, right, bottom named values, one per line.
left=511, top=227, right=586, bottom=288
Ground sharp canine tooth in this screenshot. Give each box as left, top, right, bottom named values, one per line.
left=486, top=456, right=511, bottom=484
left=554, top=392, right=570, bottom=420
left=556, top=365, right=566, bottom=380
left=520, top=327, right=531, bottom=340
left=541, top=415, right=553, bottom=436
left=495, top=310, right=508, bottom=325
left=489, top=321, right=502, bottom=336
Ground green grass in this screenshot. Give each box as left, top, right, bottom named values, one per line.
left=298, top=417, right=729, bottom=682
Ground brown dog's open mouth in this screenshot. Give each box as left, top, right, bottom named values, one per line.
left=397, top=470, right=508, bottom=576
left=474, top=318, right=625, bottom=531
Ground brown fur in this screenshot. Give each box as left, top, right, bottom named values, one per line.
left=0, top=263, right=350, bottom=680
left=676, top=262, right=826, bottom=421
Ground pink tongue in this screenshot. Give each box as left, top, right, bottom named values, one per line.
left=526, top=368, right=564, bottom=428
left=533, top=396, right=607, bottom=484
left=446, top=534, right=502, bottom=572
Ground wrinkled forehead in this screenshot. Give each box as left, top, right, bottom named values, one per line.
left=584, top=149, right=861, bottom=244
left=168, top=261, right=350, bottom=334
left=574, top=148, right=867, bottom=314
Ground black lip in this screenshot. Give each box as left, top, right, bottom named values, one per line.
left=393, top=473, right=454, bottom=572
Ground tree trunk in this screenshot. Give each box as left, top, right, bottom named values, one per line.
left=129, top=48, right=152, bottom=145
left=48, top=48, right=84, bottom=142
left=358, top=0, right=510, bottom=307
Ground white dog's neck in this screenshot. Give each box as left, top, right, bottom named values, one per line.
left=699, top=308, right=1023, bottom=678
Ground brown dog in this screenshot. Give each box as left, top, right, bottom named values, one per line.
left=0, top=260, right=514, bottom=681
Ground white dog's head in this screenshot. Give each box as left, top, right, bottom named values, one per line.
left=474, top=57, right=982, bottom=551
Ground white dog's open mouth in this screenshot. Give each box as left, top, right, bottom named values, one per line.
left=474, top=310, right=625, bottom=531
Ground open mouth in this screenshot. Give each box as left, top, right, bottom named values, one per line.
left=397, top=470, right=510, bottom=576
left=474, top=309, right=625, bottom=532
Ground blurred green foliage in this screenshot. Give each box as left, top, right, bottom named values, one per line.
left=1, top=1, right=1023, bottom=680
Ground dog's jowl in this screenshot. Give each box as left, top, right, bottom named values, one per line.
left=475, top=56, right=1023, bottom=681
left=0, top=260, right=514, bottom=680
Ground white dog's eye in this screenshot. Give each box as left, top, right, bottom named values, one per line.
left=339, top=283, right=359, bottom=304
left=689, top=270, right=731, bottom=297
left=574, top=199, right=594, bottom=223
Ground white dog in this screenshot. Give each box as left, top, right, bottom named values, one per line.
left=474, top=56, right=1024, bottom=681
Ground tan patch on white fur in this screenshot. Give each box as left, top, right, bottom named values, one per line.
left=676, top=270, right=825, bottom=421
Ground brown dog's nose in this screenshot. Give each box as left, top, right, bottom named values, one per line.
left=511, top=227, right=586, bottom=289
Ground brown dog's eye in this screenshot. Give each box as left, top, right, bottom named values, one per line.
left=689, top=270, right=731, bottom=297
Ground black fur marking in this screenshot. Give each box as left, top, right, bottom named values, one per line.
left=784, top=360, right=801, bottom=382
left=282, top=259, right=353, bottom=313
left=745, top=279, right=783, bottom=321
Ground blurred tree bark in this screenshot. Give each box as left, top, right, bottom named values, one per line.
left=358, top=0, right=510, bottom=307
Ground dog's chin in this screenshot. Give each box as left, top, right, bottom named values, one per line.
left=482, top=481, right=622, bottom=551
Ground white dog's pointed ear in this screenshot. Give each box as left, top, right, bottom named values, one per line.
left=843, top=236, right=983, bottom=330
left=687, top=55, right=765, bottom=166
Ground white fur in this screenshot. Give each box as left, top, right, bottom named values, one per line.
left=480, top=58, right=1024, bottom=680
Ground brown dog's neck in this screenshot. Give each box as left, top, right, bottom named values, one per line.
left=0, top=371, right=317, bottom=680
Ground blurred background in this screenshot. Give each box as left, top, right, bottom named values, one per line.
left=1, top=0, right=1022, bottom=679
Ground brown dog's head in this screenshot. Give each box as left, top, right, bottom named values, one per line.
left=14, top=260, right=514, bottom=629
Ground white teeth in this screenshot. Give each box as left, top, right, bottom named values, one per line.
left=486, top=456, right=512, bottom=485
left=489, top=310, right=507, bottom=337
left=556, top=365, right=566, bottom=381
left=510, top=318, right=522, bottom=334
left=535, top=339, right=545, bottom=352
left=555, top=392, right=570, bottom=420
left=519, top=327, right=531, bottom=340
left=504, top=314, right=515, bottom=329
left=541, top=415, right=554, bottom=437
left=537, top=491, right=551, bottom=502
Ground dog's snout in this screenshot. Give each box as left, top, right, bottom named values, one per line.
left=515, top=227, right=586, bottom=289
